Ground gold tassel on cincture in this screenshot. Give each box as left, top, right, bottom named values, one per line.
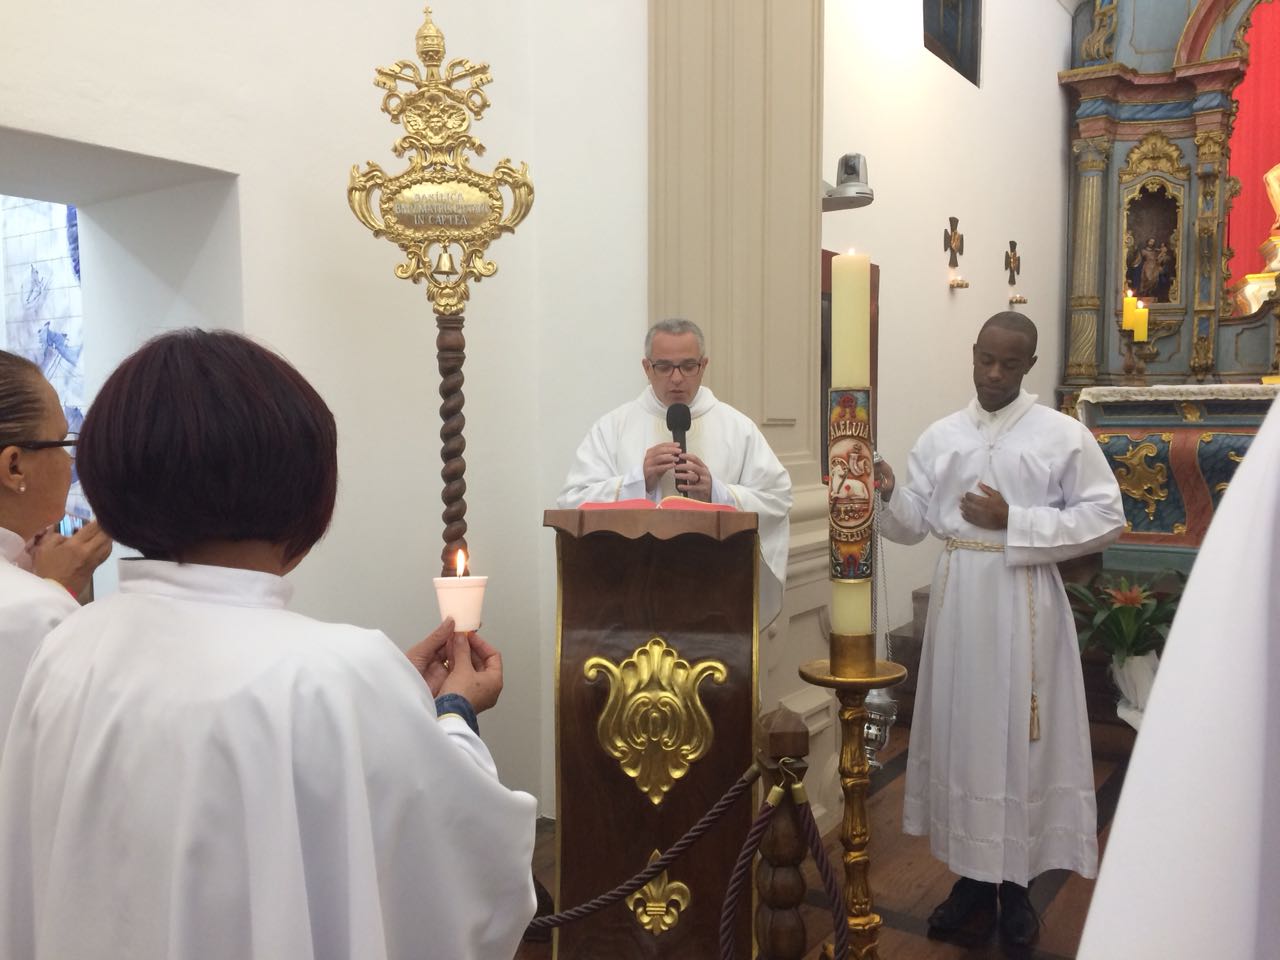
left=1029, top=691, right=1041, bottom=741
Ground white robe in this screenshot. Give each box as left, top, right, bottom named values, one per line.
left=881, top=391, right=1124, bottom=884
left=1079, top=397, right=1280, bottom=959
left=0, top=560, right=537, bottom=960
left=0, top=528, right=77, bottom=752
left=557, top=386, right=793, bottom=625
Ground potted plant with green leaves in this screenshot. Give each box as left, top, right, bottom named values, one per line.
left=1066, top=573, right=1183, bottom=730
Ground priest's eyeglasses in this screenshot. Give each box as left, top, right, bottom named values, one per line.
left=649, top=359, right=705, bottom=377
left=7, top=433, right=78, bottom=459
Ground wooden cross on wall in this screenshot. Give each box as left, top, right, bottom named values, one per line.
left=1005, top=241, right=1021, bottom=285
left=943, top=216, right=964, bottom=268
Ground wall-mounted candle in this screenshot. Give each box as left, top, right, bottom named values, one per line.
left=433, top=549, right=488, bottom=632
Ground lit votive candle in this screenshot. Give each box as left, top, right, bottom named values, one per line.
left=433, top=549, right=488, bottom=633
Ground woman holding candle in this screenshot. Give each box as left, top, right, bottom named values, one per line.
left=0, top=349, right=110, bottom=750
left=0, top=330, right=535, bottom=960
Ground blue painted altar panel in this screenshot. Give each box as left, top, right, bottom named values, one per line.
left=1097, top=433, right=1185, bottom=534
left=1197, top=432, right=1254, bottom=511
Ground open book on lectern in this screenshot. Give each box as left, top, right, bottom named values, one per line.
left=578, top=497, right=737, bottom=513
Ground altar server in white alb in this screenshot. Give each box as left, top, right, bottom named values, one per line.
left=0, top=330, right=536, bottom=960
left=875, top=313, right=1124, bottom=947
left=0, top=350, right=110, bottom=749
left=1079, top=396, right=1280, bottom=959
left=557, top=319, right=793, bottom=623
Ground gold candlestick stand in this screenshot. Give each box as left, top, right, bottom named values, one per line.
left=348, top=5, right=534, bottom=575
left=800, top=632, right=905, bottom=960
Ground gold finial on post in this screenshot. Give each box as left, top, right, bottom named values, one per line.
left=348, top=6, right=534, bottom=575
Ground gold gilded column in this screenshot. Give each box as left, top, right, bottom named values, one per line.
left=1065, top=137, right=1112, bottom=382
left=801, top=634, right=905, bottom=960
left=1191, top=130, right=1229, bottom=380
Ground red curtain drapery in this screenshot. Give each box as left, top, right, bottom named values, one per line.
left=1227, top=2, right=1280, bottom=284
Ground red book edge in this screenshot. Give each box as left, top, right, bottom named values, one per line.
left=578, top=497, right=736, bottom=513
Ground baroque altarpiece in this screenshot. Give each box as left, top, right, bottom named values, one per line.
left=1057, top=0, right=1279, bottom=569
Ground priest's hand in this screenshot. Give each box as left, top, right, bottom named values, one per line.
left=643, top=442, right=684, bottom=492
left=439, top=632, right=504, bottom=713
left=960, top=483, right=1009, bottom=530
left=674, top=453, right=713, bottom=501
left=407, top=618, right=456, bottom=696
left=874, top=460, right=896, bottom=502
left=32, top=521, right=112, bottom=598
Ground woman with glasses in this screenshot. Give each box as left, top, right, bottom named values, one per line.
left=0, top=349, right=110, bottom=747
left=0, top=330, right=535, bottom=960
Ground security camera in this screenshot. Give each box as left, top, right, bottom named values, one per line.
left=822, top=153, right=874, bottom=212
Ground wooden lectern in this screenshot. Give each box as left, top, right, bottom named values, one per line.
left=544, top=508, right=760, bottom=960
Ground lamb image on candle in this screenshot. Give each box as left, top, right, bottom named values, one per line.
left=829, top=438, right=872, bottom=524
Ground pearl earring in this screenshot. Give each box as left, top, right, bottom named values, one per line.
left=17, top=483, right=26, bottom=493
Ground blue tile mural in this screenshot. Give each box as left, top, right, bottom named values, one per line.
left=1, top=195, right=89, bottom=529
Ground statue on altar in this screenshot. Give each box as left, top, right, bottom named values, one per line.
left=1127, top=236, right=1175, bottom=303
left=1265, top=162, right=1280, bottom=233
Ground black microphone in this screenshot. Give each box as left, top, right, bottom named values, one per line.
left=666, top=402, right=692, bottom=496
left=666, top=402, right=691, bottom=452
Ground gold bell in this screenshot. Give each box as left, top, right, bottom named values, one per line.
left=433, top=248, right=458, bottom=276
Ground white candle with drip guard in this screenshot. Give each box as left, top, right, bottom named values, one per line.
left=433, top=549, right=488, bottom=632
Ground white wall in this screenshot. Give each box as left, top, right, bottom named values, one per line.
left=822, top=0, right=1074, bottom=628
left=0, top=0, right=648, bottom=809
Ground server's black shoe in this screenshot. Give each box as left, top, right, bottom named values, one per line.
left=998, top=881, right=1040, bottom=946
left=926, top=876, right=997, bottom=941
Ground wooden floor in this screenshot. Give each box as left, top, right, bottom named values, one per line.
left=517, top=721, right=1134, bottom=960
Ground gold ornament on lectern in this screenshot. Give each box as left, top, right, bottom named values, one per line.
left=347, top=6, right=534, bottom=575
left=584, top=637, right=727, bottom=806
left=348, top=5, right=534, bottom=316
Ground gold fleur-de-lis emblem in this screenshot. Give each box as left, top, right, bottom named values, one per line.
left=625, top=851, right=691, bottom=935
left=584, top=637, right=727, bottom=806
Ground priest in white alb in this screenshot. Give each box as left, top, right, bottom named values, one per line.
left=875, top=313, right=1124, bottom=947
left=556, top=319, right=793, bottom=624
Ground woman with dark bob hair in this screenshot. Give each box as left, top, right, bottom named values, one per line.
left=0, top=349, right=110, bottom=748
left=0, top=330, right=536, bottom=960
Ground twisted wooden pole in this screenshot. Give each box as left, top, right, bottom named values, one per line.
left=436, top=313, right=468, bottom=575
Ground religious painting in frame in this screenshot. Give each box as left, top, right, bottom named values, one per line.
left=1123, top=177, right=1184, bottom=305
left=923, top=0, right=982, bottom=86
left=828, top=388, right=874, bottom=582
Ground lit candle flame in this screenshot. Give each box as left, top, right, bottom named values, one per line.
left=455, top=549, right=466, bottom=577
left=1137, top=300, right=1145, bottom=309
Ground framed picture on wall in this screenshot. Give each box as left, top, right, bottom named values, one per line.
left=923, top=0, right=982, bottom=86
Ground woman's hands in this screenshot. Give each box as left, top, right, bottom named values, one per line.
left=32, top=521, right=111, bottom=598
left=406, top=618, right=505, bottom=713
